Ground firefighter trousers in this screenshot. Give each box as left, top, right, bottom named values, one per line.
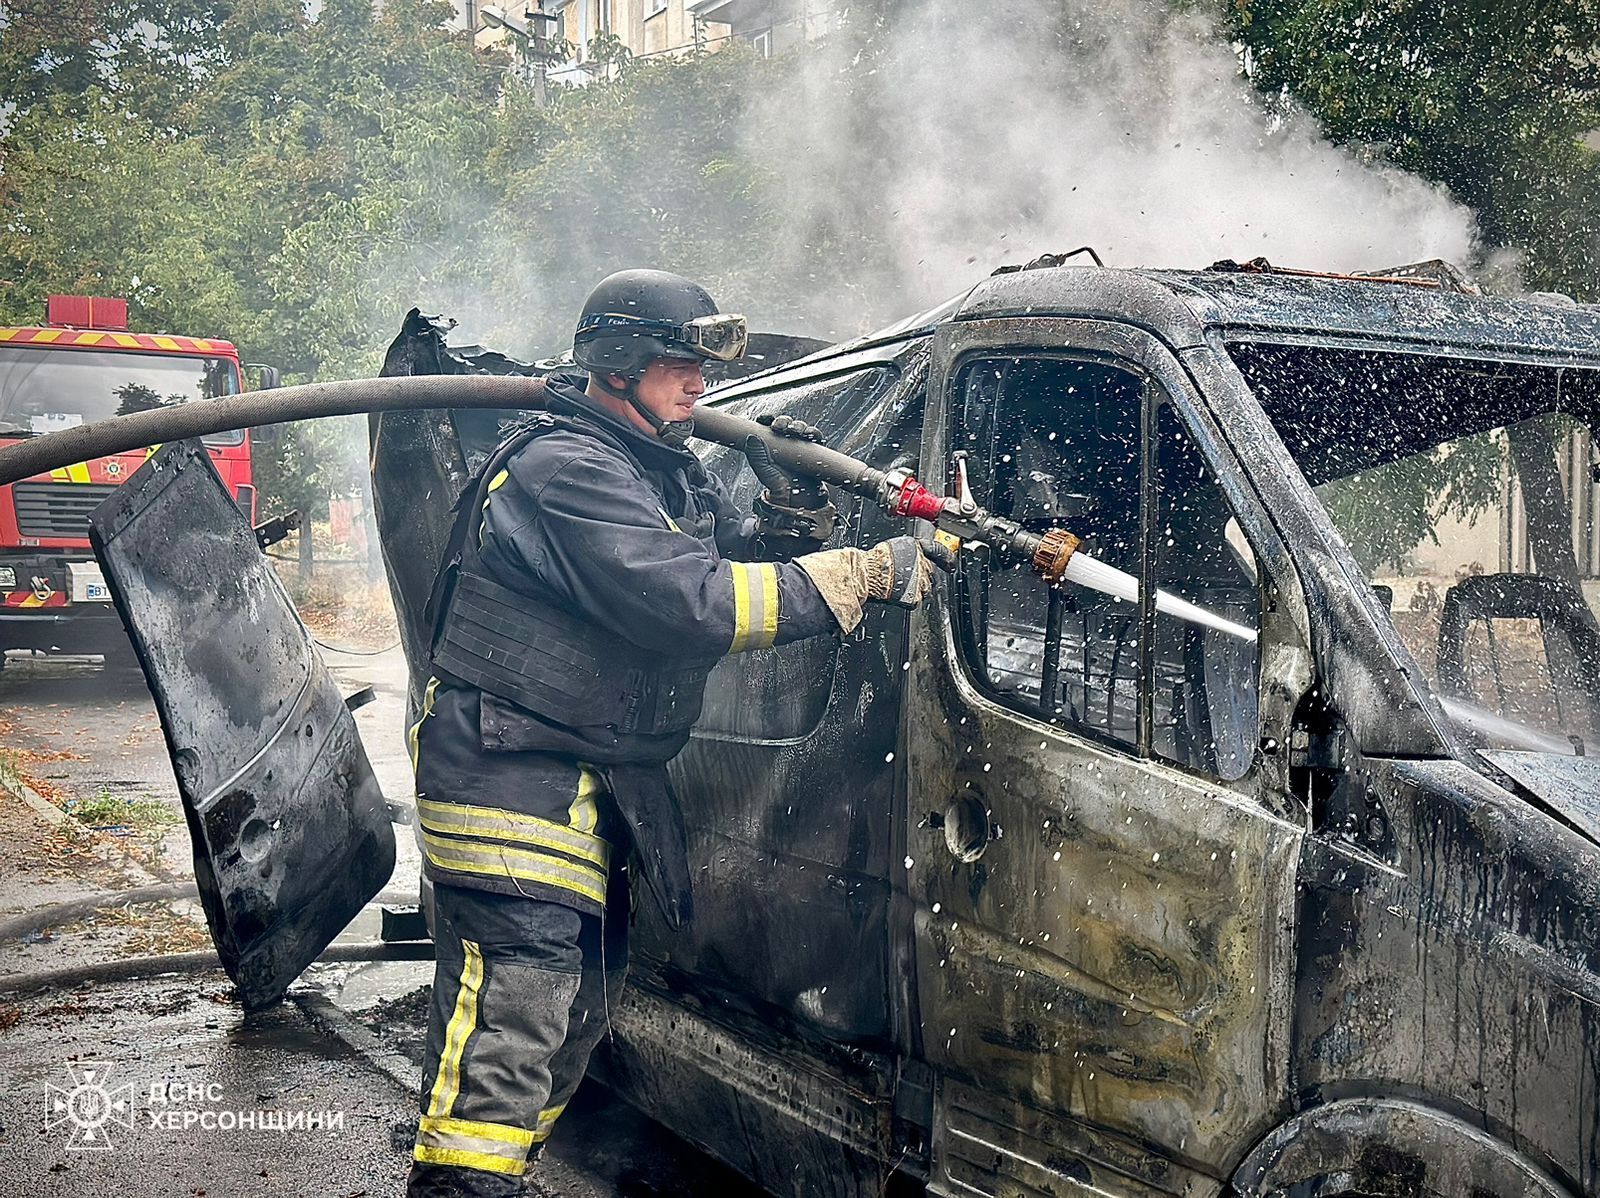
left=407, top=881, right=628, bottom=1197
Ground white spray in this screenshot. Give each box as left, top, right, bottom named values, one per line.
left=1060, top=552, right=1258, bottom=643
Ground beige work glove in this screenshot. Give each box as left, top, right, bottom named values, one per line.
left=795, top=535, right=938, bottom=634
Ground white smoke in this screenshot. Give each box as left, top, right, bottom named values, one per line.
left=361, top=0, right=1481, bottom=354
left=742, top=0, right=1478, bottom=337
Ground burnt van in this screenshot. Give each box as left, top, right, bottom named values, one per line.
left=95, top=263, right=1600, bottom=1197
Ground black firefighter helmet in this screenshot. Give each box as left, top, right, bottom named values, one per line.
left=572, top=269, right=748, bottom=444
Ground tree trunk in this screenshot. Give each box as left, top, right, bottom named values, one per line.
left=1507, top=418, right=1582, bottom=589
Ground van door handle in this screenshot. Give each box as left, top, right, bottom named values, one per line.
left=934, top=793, right=990, bottom=863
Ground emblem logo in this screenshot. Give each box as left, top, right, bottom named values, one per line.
left=44, top=1062, right=136, bottom=1150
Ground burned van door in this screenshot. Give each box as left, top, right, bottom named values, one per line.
left=902, top=321, right=1303, bottom=1196
left=89, top=440, right=395, bottom=1010
left=637, top=354, right=924, bottom=1050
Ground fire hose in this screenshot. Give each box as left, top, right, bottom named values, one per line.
left=0, top=375, right=1076, bottom=583
left=0, top=374, right=1253, bottom=638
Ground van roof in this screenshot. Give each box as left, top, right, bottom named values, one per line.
left=713, top=265, right=1600, bottom=397
left=953, top=266, right=1600, bottom=365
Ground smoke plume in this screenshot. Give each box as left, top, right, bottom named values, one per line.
left=367, top=0, right=1479, bottom=353
left=739, top=0, right=1477, bottom=339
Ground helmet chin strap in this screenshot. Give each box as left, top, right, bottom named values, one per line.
left=592, top=372, right=694, bottom=447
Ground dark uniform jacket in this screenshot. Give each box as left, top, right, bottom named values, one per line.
left=412, top=375, right=840, bottom=926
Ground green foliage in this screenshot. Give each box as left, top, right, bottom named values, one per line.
left=1319, top=430, right=1505, bottom=574
left=70, top=789, right=179, bottom=830
left=0, top=0, right=502, bottom=516
left=585, top=31, right=633, bottom=73
left=1223, top=0, right=1600, bottom=297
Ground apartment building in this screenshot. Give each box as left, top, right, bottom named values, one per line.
left=471, top=0, right=842, bottom=86
left=687, top=0, right=842, bottom=58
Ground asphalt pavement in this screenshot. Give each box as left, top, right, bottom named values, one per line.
left=0, top=648, right=762, bottom=1198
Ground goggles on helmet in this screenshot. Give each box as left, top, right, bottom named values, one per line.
left=576, top=312, right=749, bottom=362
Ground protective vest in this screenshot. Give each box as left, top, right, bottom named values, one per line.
left=427, top=413, right=716, bottom=741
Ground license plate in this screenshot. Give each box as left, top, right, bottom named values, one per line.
left=68, top=561, right=112, bottom=603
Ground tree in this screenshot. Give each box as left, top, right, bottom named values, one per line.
left=1223, top=0, right=1600, bottom=297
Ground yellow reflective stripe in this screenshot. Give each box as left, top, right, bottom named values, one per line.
left=417, top=798, right=610, bottom=869
left=569, top=767, right=601, bottom=834
left=426, top=939, right=483, bottom=1118
left=151, top=335, right=181, bottom=351
left=419, top=1115, right=534, bottom=1149
left=531, top=1102, right=567, bottom=1144
left=415, top=1114, right=534, bottom=1172
left=408, top=676, right=441, bottom=773
left=31, top=328, right=62, bottom=343
left=479, top=469, right=511, bottom=548
left=423, top=831, right=608, bottom=906
left=729, top=562, right=779, bottom=652
left=412, top=1145, right=527, bottom=1176
left=658, top=506, right=683, bottom=533
left=74, top=331, right=105, bottom=346
left=755, top=562, right=779, bottom=649
left=110, top=333, right=139, bottom=348
left=730, top=562, right=753, bottom=651
left=68, top=462, right=90, bottom=484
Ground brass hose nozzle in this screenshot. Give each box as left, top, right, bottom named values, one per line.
left=1030, top=528, right=1081, bottom=584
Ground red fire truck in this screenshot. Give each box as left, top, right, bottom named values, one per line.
left=0, top=295, right=273, bottom=665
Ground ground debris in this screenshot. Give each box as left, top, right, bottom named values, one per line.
left=358, top=984, right=431, bottom=1067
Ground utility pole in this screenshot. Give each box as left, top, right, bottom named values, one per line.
left=524, top=4, right=561, bottom=107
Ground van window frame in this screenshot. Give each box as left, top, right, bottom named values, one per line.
left=929, top=316, right=1293, bottom=791
left=949, top=348, right=1149, bottom=755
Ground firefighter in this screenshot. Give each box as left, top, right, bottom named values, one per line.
left=407, top=269, right=936, bottom=1196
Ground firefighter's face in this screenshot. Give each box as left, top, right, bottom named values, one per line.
left=629, top=358, right=706, bottom=431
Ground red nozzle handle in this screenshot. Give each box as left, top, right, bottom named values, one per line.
left=892, top=478, right=947, bottom=522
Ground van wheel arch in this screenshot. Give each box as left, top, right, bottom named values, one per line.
left=1229, top=1098, right=1571, bottom=1198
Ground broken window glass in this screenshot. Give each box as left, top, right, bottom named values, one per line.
left=1152, top=402, right=1260, bottom=780
left=953, top=355, right=1143, bottom=752
left=1232, top=342, right=1600, bottom=749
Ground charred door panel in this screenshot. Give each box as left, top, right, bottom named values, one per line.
left=907, top=320, right=1303, bottom=1195
left=637, top=358, right=923, bottom=1048
left=89, top=440, right=395, bottom=1010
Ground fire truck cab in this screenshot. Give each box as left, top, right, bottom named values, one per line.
left=0, top=294, right=262, bottom=664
